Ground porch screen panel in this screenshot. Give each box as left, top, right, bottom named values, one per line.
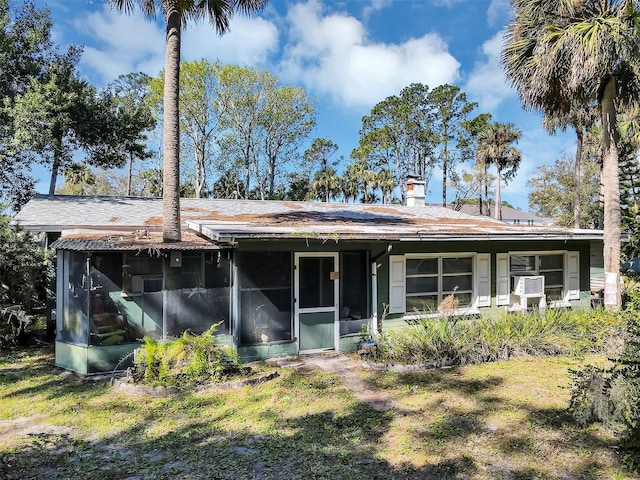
left=88, top=253, right=131, bottom=346
left=340, top=251, right=369, bottom=319
left=120, top=253, right=163, bottom=339
left=204, top=252, right=231, bottom=335
left=239, top=251, right=292, bottom=345
left=299, top=257, right=334, bottom=308
left=60, top=251, right=89, bottom=344
left=173, top=252, right=231, bottom=336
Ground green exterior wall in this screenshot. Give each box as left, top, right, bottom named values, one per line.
left=376, top=239, right=593, bottom=331
left=338, top=334, right=361, bottom=352
left=55, top=341, right=138, bottom=375
left=54, top=238, right=596, bottom=372
left=237, top=341, right=298, bottom=362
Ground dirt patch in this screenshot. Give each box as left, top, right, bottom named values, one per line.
left=0, top=416, right=73, bottom=445
left=293, top=353, right=397, bottom=412
left=110, top=371, right=279, bottom=397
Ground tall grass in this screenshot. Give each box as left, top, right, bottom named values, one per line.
left=375, top=308, right=621, bottom=367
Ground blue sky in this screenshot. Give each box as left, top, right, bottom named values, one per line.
left=35, top=0, right=575, bottom=210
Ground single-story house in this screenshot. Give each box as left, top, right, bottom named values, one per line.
left=14, top=184, right=603, bottom=374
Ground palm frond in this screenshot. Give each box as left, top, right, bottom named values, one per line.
left=108, top=0, right=157, bottom=18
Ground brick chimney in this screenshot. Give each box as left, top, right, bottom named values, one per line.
left=405, top=176, right=425, bottom=206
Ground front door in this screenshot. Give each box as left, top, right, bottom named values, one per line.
left=295, top=253, right=339, bottom=353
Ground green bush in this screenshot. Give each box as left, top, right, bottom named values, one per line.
left=129, top=325, right=243, bottom=387
left=0, top=216, right=53, bottom=311
left=569, top=307, right=640, bottom=473
left=375, top=309, right=620, bottom=367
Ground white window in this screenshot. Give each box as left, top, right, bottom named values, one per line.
left=389, top=254, right=488, bottom=314
left=510, top=253, right=564, bottom=301
left=495, top=251, right=580, bottom=306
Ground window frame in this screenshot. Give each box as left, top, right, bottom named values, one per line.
left=401, top=253, right=476, bottom=317
left=508, top=250, right=566, bottom=301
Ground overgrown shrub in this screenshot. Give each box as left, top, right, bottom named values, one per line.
left=0, top=216, right=53, bottom=311
left=375, top=309, right=619, bottom=367
left=569, top=299, right=640, bottom=472
left=128, top=325, right=244, bottom=387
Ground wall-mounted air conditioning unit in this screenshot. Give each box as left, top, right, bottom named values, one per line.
left=514, top=275, right=545, bottom=297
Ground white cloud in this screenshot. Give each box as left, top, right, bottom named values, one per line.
left=75, top=8, right=166, bottom=83
left=280, top=0, right=460, bottom=110
left=487, top=0, right=510, bottom=28
left=362, top=0, right=393, bottom=19
left=75, top=6, right=278, bottom=84
left=181, top=16, right=278, bottom=65
left=464, top=31, right=513, bottom=112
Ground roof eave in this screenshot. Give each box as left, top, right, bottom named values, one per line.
left=190, top=231, right=604, bottom=242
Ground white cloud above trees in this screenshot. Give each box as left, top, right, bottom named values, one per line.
left=75, top=6, right=278, bottom=85
left=279, top=0, right=460, bottom=109
left=464, top=31, right=514, bottom=112
left=52, top=0, right=569, bottom=210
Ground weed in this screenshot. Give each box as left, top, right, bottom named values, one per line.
left=128, top=324, right=243, bottom=387
left=375, top=309, right=621, bottom=367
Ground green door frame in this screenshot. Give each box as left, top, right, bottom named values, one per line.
left=294, top=252, right=339, bottom=353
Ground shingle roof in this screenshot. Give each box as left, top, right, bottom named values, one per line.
left=14, top=194, right=603, bottom=245
left=50, top=231, right=221, bottom=252
left=453, top=204, right=556, bottom=225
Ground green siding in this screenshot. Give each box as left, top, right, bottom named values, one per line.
left=236, top=239, right=389, bottom=254
left=338, top=335, right=360, bottom=352
left=238, top=342, right=297, bottom=362
left=54, top=239, right=596, bottom=371
left=376, top=240, right=594, bottom=332
left=56, top=341, right=89, bottom=375
left=87, top=343, right=138, bottom=374
left=55, top=341, right=138, bottom=375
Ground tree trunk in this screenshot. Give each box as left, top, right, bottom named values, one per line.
left=494, top=165, right=502, bottom=220
left=573, top=125, right=583, bottom=229
left=243, top=142, right=251, bottom=199
left=162, top=1, right=182, bottom=242
left=49, top=155, right=60, bottom=195
left=195, top=140, right=205, bottom=198
left=600, top=76, right=621, bottom=310
left=442, top=144, right=448, bottom=207
left=484, top=163, right=489, bottom=216
left=49, top=137, right=63, bottom=195
left=127, top=151, right=133, bottom=196
left=268, top=154, right=276, bottom=198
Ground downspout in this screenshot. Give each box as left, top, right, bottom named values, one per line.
left=370, top=245, right=393, bottom=335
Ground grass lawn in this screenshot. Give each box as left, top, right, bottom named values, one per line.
left=0, top=346, right=635, bottom=480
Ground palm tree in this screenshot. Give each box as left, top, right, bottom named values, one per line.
left=502, top=0, right=640, bottom=308
left=109, top=0, right=268, bottom=242
left=375, top=168, right=396, bottom=204
left=475, top=122, right=522, bottom=221
left=542, top=105, right=596, bottom=228
left=310, top=167, right=340, bottom=202
left=339, top=171, right=358, bottom=203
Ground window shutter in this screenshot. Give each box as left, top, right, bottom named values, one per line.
left=565, top=251, right=580, bottom=300
left=496, top=253, right=510, bottom=306
left=388, top=255, right=405, bottom=314
left=475, top=253, right=491, bottom=307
